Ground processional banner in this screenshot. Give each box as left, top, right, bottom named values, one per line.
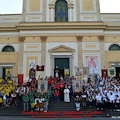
left=83, top=67, right=89, bottom=76
left=108, top=68, right=116, bottom=76
left=74, top=66, right=82, bottom=80
left=101, top=69, right=108, bottom=79
left=38, top=80, right=48, bottom=93
left=13, top=77, right=18, bottom=86
left=72, top=80, right=82, bottom=92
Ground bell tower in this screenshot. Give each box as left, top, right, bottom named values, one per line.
left=22, top=0, right=46, bottom=22
left=79, top=0, right=100, bottom=21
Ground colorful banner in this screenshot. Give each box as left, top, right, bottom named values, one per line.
left=72, top=80, right=82, bottom=92
left=83, top=67, right=89, bottom=76
left=64, top=69, right=69, bottom=76
left=18, top=74, right=24, bottom=85
left=36, top=65, right=44, bottom=71
left=29, top=68, right=36, bottom=79
left=29, top=59, right=35, bottom=70
left=108, top=68, right=116, bottom=76
left=6, top=68, right=12, bottom=78
left=85, top=56, right=99, bottom=74
left=13, top=78, right=18, bottom=86
left=75, top=66, right=82, bottom=76
left=38, top=80, right=48, bottom=93
left=101, top=69, right=108, bottom=79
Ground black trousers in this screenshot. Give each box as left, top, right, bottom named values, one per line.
left=110, top=102, right=114, bottom=110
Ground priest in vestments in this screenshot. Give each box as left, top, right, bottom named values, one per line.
left=64, top=86, right=70, bottom=102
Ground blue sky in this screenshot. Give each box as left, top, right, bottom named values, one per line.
left=0, top=0, right=120, bottom=14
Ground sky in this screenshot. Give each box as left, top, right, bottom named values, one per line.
left=0, top=0, right=120, bottom=14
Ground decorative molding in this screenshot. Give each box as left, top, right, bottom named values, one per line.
left=40, top=36, right=47, bottom=42
left=19, top=36, right=25, bottom=42
left=76, top=36, right=83, bottom=41
left=24, top=43, right=41, bottom=51
left=48, top=45, right=75, bottom=52
left=98, top=35, right=104, bottom=41
left=82, top=42, right=99, bottom=50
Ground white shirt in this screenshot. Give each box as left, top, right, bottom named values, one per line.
left=3, top=94, right=6, bottom=99
left=108, top=94, right=115, bottom=103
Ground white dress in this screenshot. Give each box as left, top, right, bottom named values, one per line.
left=64, top=89, right=70, bottom=102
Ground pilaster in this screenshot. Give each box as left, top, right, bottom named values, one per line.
left=98, top=35, right=105, bottom=69
left=18, top=36, right=25, bottom=74
left=40, top=36, right=47, bottom=77
left=76, top=36, right=83, bottom=68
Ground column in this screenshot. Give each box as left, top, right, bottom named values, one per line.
left=72, top=52, right=74, bottom=76
left=51, top=7, right=53, bottom=22
left=70, top=8, right=72, bottom=22
left=52, top=7, right=55, bottom=22
left=49, top=7, right=51, bottom=22
left=76, top=0, right=80, bottom=21
left=98, top=35, right=105, bottom=69
left=40, top=36, right=47, bottom=78
left=43, top=0, right=47, bottom=21
left=18, top=36, right=25, bottom=74
left=71, top=7, right=74, bottom=22
left=50, top=52, right=52, bottom=76
left=76, top=36, right=83, bottom=68
left=22, top=0, right=27, bottom=22
left=68, top=7, right=71, bottom=22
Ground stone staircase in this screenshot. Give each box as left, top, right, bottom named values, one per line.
left=0, top=100, right=120, bottom=118
left=48, top=99, right=76, bottom=111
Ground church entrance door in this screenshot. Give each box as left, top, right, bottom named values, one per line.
left=115, top=67, right=120, bottom=78
left=54, top=58, right=69, bottom=78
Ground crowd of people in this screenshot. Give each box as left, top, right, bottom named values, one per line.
left=75, top=77, right=120, bottom=111
left=0, top=75, right=120, bottom=112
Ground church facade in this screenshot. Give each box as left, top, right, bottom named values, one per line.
left=0, top=0, right=120, bottom=82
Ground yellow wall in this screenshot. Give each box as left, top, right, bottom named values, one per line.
left=29, top=0, right=41, bottom=12
left=25, top=37, right=41, bottom=43
left=104, top=36, right=120, bottom=42
left=105, top=51, right=120, bottom=68
left=46, top=37, right=77, bottom=42
left=0, top=38, right=19, bottom=44
left=82, top=0, right=94, bottom=11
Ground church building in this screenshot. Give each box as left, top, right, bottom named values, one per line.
left=0, top=0, right=120, bottom=82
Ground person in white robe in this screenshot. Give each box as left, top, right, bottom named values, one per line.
left=64, top=86, right=70, bottom=102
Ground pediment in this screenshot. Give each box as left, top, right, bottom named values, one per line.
left=49, top=45, right=75, bottom=52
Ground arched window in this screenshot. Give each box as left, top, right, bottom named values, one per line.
left=55, top=0, right=68, bottom=22
left=109, top=44, right=120, bottom=51
left=2, top=46, right=15, bottom=52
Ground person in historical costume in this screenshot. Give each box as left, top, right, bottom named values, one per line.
left=81, top=92, right=87, bottom=109
left=39, top=96, right=44, bottom=112
left=35, top=100, right=40, bottom=111
left=64, top=86, right=70, bottom=103
left=30, top=97, right=35, bottom=111
left=75, top=95, right=81, bottom=111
